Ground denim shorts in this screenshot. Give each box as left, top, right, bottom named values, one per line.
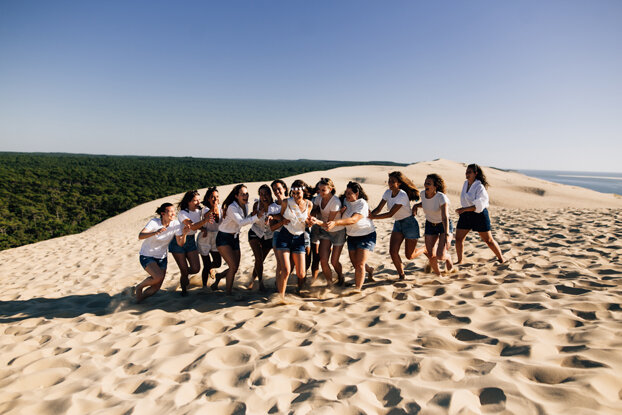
left=317, top=227, right=346, bottom=246
left=168, top=234, right=197, bottom=254
left=457, top=209, right=492, bottom=232
left=392, top=215, right=421, bottom=239
left=424, top=220, right=454, bottom=236
left=274, top=227, right=306, bottom=253
left=310, top=225, right=322, bottom=244
left=248, top=229, right=273, bottom=252
left=216, top=231, right=240, bottom=251
left=139, top=255, right=167, bottom=270
left=346, top=231, right=376, bottom=252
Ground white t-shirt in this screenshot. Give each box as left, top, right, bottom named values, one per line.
left=460, top=180, right=489, bottom=213
left=251, top=202, right=281, bottom=239
left=218, top=201, right=260, bottom=236
left=343, top=199, right=375, bottom=237
left=139, top=218, right=181, bottom=259
left=382, top=189, right=413, bottom=221
left=313, top=195, right=344, bottom=232
left=282, top=198, right=311, bottom=235
left=421, top=191, right=450, bottom=223
left=201, top=207, right=220, bottom=232
left=177, top=208, right=202, bottom=236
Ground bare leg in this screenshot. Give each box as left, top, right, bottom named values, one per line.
left=172, top=252, right=190, bottom=296
left=389, top=231, right=405, bottom=279
left=425, top=235, right=441, bottom=276
left=353, top=249, right=371, bottom=290
left=248, top=238, right=263, bottom=290
left=135, top=262, right=166, bottom=303
left=455, top=228, right=469, bottom=264
left=479, top=231, right=505, bottom=263
left=275, top=249, right=291, bottom=298
left=319, top=239, right=334, bottom=286
left=217, top=245, right=240, bottom=295
left=404, top=238, right=425, bottom=260
left=311, top=243, right=321, bottom=282
left=292, top=252, right=306, bottom=293
left=331, top=244, right=344, bottom=286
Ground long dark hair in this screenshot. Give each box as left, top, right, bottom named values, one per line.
left=467, top=163, right=489, bottom=188
left=178, top=190, right=201, bottom=212
left=222, top=184, right=246, bottom=219
left=271, top=179, right=288, bottom=195
left=389, top=171, right=420, bottom=201
left=345, top=181, right=368, bottom=201
left=258, top=184, right=273, bottom=205
left=426, top=174, right=446, bottom=194
left=155, top=202, right=173, bottom=216
left=202, top=187, right=219, bottom=209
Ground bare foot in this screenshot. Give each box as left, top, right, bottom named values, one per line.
left=366, top=266, right=375, bottom=282
left=398, top=274, right=405, bottom=280
left=247, top=279, right=255, bottom=290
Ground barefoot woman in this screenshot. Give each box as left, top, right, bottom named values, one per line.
left=370, top=171, right=425, bottom=280
left=135, top=203, right=190, bottom=302
left=455, top=164, right=505, bottom=264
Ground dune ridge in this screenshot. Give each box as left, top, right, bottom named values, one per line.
left=1, top=159, right=621, bottom=414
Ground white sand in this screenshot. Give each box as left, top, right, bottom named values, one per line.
left=1, top=159, right=621, bottom=414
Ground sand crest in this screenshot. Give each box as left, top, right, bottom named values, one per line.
left=1, top=159, right=621, bottom=414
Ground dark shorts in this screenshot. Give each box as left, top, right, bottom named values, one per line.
left=425, top=220, right=454, bottom=236
left=216, top=231, right=240, bottom=251
left=168, top=234, right=197, bottom=254
left=457, top=209, right=492, bottom=232
left=274, top=227, right=306, bottom=253
left=272, top=229, right=280, bottom=249
left=346, top=231, right=376, bottom=252
left=392, top=215, right=421, bottom=239
left=139, top=255, right=167, bottom=270
left=248, top=229, right=273, bottom=252
left=317, top=227, right=346, bottom=246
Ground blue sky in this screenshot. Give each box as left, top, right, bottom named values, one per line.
left=1, top=1, right=620, bottom=171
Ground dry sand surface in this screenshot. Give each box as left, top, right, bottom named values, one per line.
left=1, top=159, right=621, bottom=414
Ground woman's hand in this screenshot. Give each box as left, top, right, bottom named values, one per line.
left=155, top=227, right=167, bottom=236
left=325, top=221, right=336, bottom=231
left=181, top=223, right=191, bottom=234
left=455, top=207, right=465, bottom=215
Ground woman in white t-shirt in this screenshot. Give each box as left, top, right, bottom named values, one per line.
left=370, top=171, right=425, bottom=280
left=247, top=184, right=279, bottom=292
left=170, top=190, right=213, bottom=296
left=274, top=179, right=314, bottom=297
left=413, top=174, right=454, bottom=276
left=197, top=187, right=222, bottom=287
left=325, top=181, right=375, bottom=290
left=309, top=177, right=346, bottom=286
left=455, top=164, right=505, bottom=264
left=135, top=203, right=190, bottom=302
left=215, top=184, right=263, bottom=295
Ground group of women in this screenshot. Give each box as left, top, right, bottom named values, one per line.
left=135, top=164, right=505, bottom=302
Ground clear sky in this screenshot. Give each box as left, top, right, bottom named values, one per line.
left=1, top=1, right=620, bottom=171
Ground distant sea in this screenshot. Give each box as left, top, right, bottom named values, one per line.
left=517, top=170, right=622, bottom=195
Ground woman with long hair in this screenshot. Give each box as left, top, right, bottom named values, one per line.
left=273, top=179, right=314, bottom=297
left=170, top=190, right=212, bottom=296
left=246, top=184, right=280, bottom=291
left=197, top=187, right=222, bottom=287
left=309, top=177, right=346, bottom=286
left=370, top=171, right=425, bottom=280
left=413, top=174, right=453, bottom=276
left=325, top=181, right=375, bottom=290
left=214, top=184, right=263, bottom=295
left=455, top=164, right=505, bottom=263
left=135, top=203, right=190, bottom=302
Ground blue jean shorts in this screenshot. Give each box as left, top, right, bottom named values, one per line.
left=139, top=255, right=167, bottom=270
left=275, top=227, right=306, bottom=253
left=457, top=209, right=492, bottom=232
left=317, top=227, right=346, bottom=246
left=393, top=215, right=421, bottom=239
left=346, top=231, right=376, bottom=252
left=168, top=234, right=197, bottom=254
left=216, top=231, right=240, bottom=251
left=424, top=220, right=454, bottom=236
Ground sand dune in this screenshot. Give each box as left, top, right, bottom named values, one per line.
left=1, top=159, right=621, bottom=414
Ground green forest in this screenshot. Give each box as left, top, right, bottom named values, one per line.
left=0, top=153, right=405, bottom=250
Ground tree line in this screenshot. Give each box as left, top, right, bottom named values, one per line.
left=0, top=153, right=405, bottom=250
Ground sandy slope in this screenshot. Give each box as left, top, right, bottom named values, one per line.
left=1, top=159, right=621, bottom=414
